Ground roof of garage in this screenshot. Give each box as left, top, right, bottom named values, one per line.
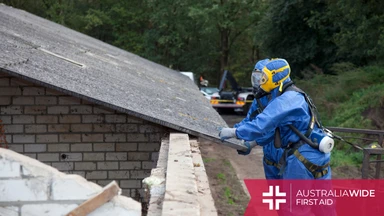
left=0, top=4, right=244, bottom=150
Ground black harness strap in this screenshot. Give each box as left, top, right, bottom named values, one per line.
left=276, top=81, right=330, bottom=178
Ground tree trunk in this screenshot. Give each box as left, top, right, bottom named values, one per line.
left=219, top=29, right=229, bottom=85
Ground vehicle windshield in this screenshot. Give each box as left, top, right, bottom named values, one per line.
left=201, top=87, right=219, bottom=95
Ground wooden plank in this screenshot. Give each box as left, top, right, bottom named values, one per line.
left=66, top=181, right=121, bottom=216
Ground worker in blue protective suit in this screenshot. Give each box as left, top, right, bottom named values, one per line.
left=219, top=58, right=332, bottom=180
left=233, top=58, right=284, bottom=180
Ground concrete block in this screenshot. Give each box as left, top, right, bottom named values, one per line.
left=60, top=153, right=82, bottom=161
left=71, top=124, right=92, bottom=132
left=0, top=87, right=22, bottom=95
left=71, top=143, right=92, bottom=152
left=70, top=105, right=92, bottom=114
left=142, top=161, right=155, bottom=170
left=82, top=133, right=103, bottom=142
left=24, top=144, right=46, bottom=152
left=93, top=124, right=115, bottom=132
left=37, top=153, right=59, bottom=161
left=0, top=96, right=11, bottom=105
left=130, top=170, right=151, bottom=179
left=24, top=106, right=47, bottom=114
left=12, top=115, right=34, bottom=123
left=0, top=77, right=9, bottom=86
left=1, top=106, right=23, bottom=114
left=58, top=96, right=81, bottom=104
left=47, top=106, right=69, bottom=114
left=127, top=133, right=148, bottom=142
left=10, top=77, right=33, bottom=86
left=48, top=124, right=70, bottom=132
left=149, top=133, right=163, bottom=142
left=128, top=152, right=150, bottom=161
left=0, top=178, right=49, bottom=201
left=97, top=162, right=118, bottom=170
left=105, top=133, right=126, bottom=142
left=105, top=115, right=126, bottom=123
left=82, top=115, right=104, bottom=123
left=8, top=144, right=23, bottom=153
left=47, top=144, right=70, bottom=152
left=13, top=135, right=35, bottom=143
left=116, top=143, right=137, bottom=151
left=75, top=162, right=96, bottom=170
left=35, top=96, right=57, bottom=105
left=46, top=89, right=65, bottom=96
left=97, top=180, right=113, bottom=186
left=139, top=124, right=163, bottom=133
left=120, top=162, right=141, bottom=170
left=138, top=143, right=160, bottom=151
left=36, top=134, right=58, bottom=143
left=3, top=124, right=23, bottom=133
left=22, top=87, right=45, bottom=95
left=51, top=162, right=74, bottom=171
left=0, top=115, right=12, bottom=124
left=21, top=204, right=78, bottom=216
left=0, top=160, right=20, bottom=177
left=81, top=99, right=93, bottom=104
left=24, top=153, right=36, bottom=159
left=93, top=106, right=115, bottom=114
left=120, top=180, right=141, bottom=189
left=109, top=171, right=130, bottom=179
left=12, top=96, right=34, bottom=105
left=116, top=124, right=137, bottom=132
left=93, top=143, right=115, bottom=151
left=86, top=171, right=107, bottom=179
left=25, top=125, right=47, bottom=133
left=59, top=134, right=81, bottom=142
left=0, top=206, right=18, bottom=216
left=59, top=115, right=81, bottom=123
left=84, top=153, right=104, bottom=161
left=36, top=115, right=58, bottom=123
left=162, top=133, right=199, bottom=216
left=106, top=152, right=127, bottom=161
left=127, top=116, right=143, bottom=123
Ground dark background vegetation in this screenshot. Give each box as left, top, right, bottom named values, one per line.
left=2, top=0, right=384, bottom=171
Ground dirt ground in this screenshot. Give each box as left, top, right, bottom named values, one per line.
left=200, top=113, right=362, bottom=216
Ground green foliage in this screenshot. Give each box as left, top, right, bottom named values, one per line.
left=257, top=0, right=336, bottom=75
left=296, top=65, right=384, bottom=169
left=296, top=65, right=384, bottom=125
left=330, top=148, right=363, bottom=168
left=217, top=173, right=226, bottom=183
left=323, top=0, right=384, bottom=65
left=224, top=187, right=235, bottom=205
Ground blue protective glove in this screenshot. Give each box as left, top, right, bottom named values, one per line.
left=237, top=141, right=252, bottom=155
left=218, top=127, right=237, bottom=141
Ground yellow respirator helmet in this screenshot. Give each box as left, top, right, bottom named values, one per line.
left=260, top=58, right=291, bottom=93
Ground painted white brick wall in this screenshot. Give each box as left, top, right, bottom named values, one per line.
left=0, top=148, right=141, bottom=216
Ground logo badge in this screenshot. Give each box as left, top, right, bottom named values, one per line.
left=262, top=185, right=286, bottom=210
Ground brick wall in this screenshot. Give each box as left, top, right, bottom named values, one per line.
left=0, top=71, right=169, bottom=199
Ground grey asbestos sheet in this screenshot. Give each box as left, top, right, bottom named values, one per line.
left=0, top=4, right=246, bottom=151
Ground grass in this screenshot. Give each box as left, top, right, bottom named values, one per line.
left=203, top=157, right=215, bottom=163
left=224, top=187, right=235, bottom=205
left=296, top=64, right=384, bottom=169
left=217, top=173, right=226, bottom=182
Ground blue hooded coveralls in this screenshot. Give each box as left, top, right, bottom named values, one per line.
left=235, top=80, right=331, bottom=180
left=234, top=91, right=284, bottom=179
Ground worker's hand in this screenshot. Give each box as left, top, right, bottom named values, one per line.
left=218, top=127, right=237, bottom=141
left=237, top=141, right=252, bottom=155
